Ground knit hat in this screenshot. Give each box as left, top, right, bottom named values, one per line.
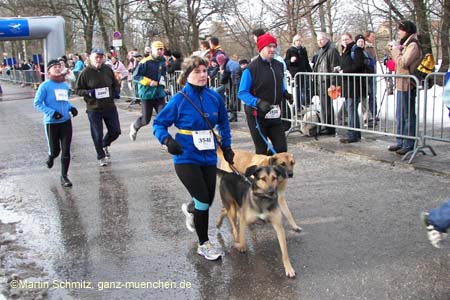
left=216, top=53, right=227, bottom=65
left=151, top=41, right=164, bottom=50
left=354, top=34, right=365, bottom=42
left=239, top=59, right=249, bottom=65
left=398, top=20, right=417, bottom=34
left=47, top=59, right=60, bottom=70
left=257, top=33, right=277, bottom=52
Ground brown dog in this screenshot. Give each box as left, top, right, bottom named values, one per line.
left=217, top=148, right=301, bottom=232
left=216, top=166, right=296, bottom=278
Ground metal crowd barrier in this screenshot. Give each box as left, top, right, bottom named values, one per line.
left=284, top=71, right=433, bottom=163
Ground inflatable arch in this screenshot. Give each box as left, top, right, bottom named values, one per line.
left=0, top=16, right=65, bottom=68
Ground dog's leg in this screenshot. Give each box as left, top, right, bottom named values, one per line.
left=279, top=193, right=302, bottom=232
left=271, top=210, right=296, bottom=278
left=227, top=204, right=239, bottom=242
left=234, top=208, right=247, bottom=252
left=216, top=207, right=227, bottom=229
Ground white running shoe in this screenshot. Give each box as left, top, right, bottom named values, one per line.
left=129, top=123, right=137, bottom=141
left=99, top=157, right=108, bottom=167
left=181, top=203, right=195, bottom=233
left=197, top=241, right=223, bottom=260
left=422, top=212, right=448, bottom=248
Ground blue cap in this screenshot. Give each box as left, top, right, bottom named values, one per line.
left=91, top=47, right=105, bottom=55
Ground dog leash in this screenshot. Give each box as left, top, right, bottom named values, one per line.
left=179, top=91, right=247, bottom=179
left=252, top=109, right=278, bottom=154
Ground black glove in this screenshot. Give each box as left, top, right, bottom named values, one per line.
left=257, top=99, right=272, bottom=114
left=283, top=91, right=293, bottom=104
left=113, top=91, right=121, bottom=99
left=222, top=147, right=235, bottom=164
left=70, top=107, right=78, bottom=117
left=165, top=136, right=183, bottom=155
left=53, top=111, right=62, bottom=120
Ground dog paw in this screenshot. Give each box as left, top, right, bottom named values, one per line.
left=234, top=243, right=247, bottom=253
left=285, top=268, right=296, bottom=278
left=292, top=225, right=302, bottom=232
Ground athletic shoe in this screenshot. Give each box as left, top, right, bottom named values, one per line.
left=103, top=147, right=110, bottom=159
left=421, top=212, right=448, bottom=248
left=181, top=202, right=195, bottom=233
left=60, top=175, right=73, bottom=187
left=129, top=123, right=137, bottom=141
left=46, top=156, right=54, bottom=169
left=197, top=241, right=223, bottom=260
left=99, top=157, right=108, bottom=167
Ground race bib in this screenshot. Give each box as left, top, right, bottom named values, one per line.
left=95, top=87, right=110, bottom=99
left=192, top=130, right=215, bottom=151
left=264, top=105, right=281, bottom=119
left=54, top=89, right=69, bottom=101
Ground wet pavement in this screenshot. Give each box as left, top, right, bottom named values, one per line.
left=0, top=82, right=449, bottom=300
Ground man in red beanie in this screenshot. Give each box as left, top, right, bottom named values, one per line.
left=238, top=32, right=292, bottom=154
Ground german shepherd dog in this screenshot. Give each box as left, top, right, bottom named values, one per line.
left=217, top=148, right=301, bottom=232
left=216, top=165, right=296, bottom=278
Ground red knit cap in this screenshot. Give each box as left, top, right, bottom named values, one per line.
left=257, top=33, right=277, bottom=52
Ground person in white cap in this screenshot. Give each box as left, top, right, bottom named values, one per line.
left=129, top=41, right=168, bottom=141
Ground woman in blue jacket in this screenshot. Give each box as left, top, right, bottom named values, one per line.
left=153, top=55, right=234, bottom=260
left=34, top=59, right=78, bottom=187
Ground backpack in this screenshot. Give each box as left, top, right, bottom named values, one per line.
left=350, top=44, right=375, bottom=73
left=409, top=39, right=435, bottom=88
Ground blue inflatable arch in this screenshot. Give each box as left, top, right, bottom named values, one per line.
left=0, top=16, right=65, bottom=69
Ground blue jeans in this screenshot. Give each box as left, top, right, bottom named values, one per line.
left=346, top=97, right=361, bottom=140
left=87, top=107, right=121, bottom=160
left=368, top=77, right=377, bottom=117
left=428, top=199, right=450, bottom=232
left=395, top=90, right=416, bottom=149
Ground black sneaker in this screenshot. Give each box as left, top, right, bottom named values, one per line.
left=60, top=175, right=73, bottom=187
left=46, top=156, right=54, bottom=169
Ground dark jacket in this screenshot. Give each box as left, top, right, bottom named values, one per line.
left=132, top=56, right=167, bottom=100
left=312, top=41, right=341, bottom=85
left=340, top=41, right=366, bottom=98
left=75, top=64, right=120, bottom=111
left=285, top=46, right=312, bottom=77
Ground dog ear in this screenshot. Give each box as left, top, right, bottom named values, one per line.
left=274, top=165, right=288, bottom=179
left=244, top=165, right=259, bottom=177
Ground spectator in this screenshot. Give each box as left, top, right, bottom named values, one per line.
left=388, top=20, right=422, bottom=155
left=208, top=37, right=225, bottom=65
left=215, top=53, right=240, bottom=122
left=130, top=41, right=168, bottom=142
left=34, top=59, right=78, bottom=186
left=199, top=41, right=210, bottom=60
left=312, top=32, right=341, bottom=135
left=238, top=32, right=291, bottom=154
left=152, top=55, right=234, bottom=260
left=336, top=33, right=367, bottom=143
left=75, top=48, right=121, bottom=167
left=285, top=34, right=312, bottom=108
left=207, top=58, right=220, bottom=86
left=422, top=199, right=450, bottom=248
left=167, top=50, right=183, bottom=74
left=364, top=30, right=379, bottom=126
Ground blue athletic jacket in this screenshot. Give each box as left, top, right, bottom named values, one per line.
left=153, top=83, right=232, bottom=165
left=34, top=80, right=75, bottom=124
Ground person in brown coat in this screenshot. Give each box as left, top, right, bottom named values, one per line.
left=388, top=20, right=422, bottom=155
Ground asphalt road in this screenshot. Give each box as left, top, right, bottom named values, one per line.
left=0, top=84, right=449, bottom=300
